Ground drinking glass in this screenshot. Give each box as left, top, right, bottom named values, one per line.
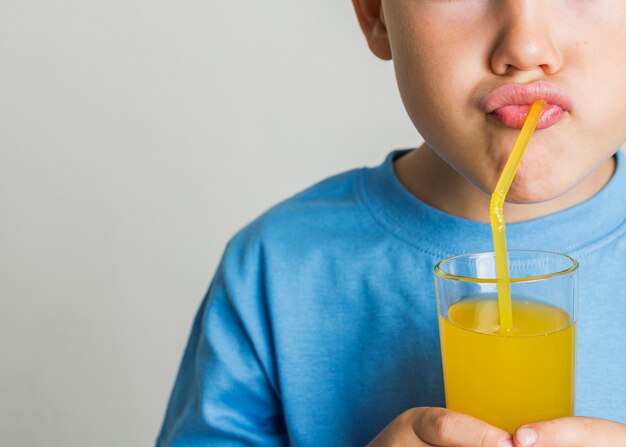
left=434, top=250, right=578, bottom=433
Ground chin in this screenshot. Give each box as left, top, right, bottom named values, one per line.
left=497, top=155, right=565, bottom=203
left=505, top=178, right=565, bottom=204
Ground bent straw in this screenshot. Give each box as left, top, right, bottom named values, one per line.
left=490, top=99, right=546, bottom=331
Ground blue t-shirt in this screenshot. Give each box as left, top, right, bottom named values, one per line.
left=158, top=150, right=626, bottom=446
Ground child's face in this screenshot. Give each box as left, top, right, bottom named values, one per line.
left=363, top=0, right=626, bottom=203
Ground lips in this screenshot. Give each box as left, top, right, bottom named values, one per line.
left=483, top=81, right=573, bottom=130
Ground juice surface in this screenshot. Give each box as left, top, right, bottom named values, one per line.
left=439, top=298, right=575, bottom=433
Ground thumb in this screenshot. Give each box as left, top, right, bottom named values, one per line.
left=513, top=417, right=626, bottom=447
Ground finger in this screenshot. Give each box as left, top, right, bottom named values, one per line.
left=365, top=408, right=439, bottom=447
left=413, top=407, right=513, bottom=447
left=514, top=417, right=626, bottom=447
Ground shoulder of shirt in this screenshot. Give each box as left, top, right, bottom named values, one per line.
left=224, top=167, right=368, bottom=257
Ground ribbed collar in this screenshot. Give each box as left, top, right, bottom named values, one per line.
left=360, top=149, right=626, bottom=260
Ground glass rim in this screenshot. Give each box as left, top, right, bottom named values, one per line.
left=434, top=249, right=579, bottom=283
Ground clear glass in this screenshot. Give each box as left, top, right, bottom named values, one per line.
left=434, top=250, right=578, bottom=433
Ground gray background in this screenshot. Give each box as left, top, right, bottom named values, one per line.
left=0, top=1, right=421, bottom=445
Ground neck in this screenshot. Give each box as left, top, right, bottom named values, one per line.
left=394, top=144, right=616, bottom=223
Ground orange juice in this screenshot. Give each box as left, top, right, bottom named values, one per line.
left=438, top=297, right=575, bottom=433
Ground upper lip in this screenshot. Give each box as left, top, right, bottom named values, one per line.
left=482, top=81, right=573, bottom=113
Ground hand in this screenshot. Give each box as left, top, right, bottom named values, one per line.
left=512, top=417, right=626, bottom=447
left=366, top=407, right=514, bottom=447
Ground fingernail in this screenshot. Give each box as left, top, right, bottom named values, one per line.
left=516, top=427, right=538, bottom=447
left=499, top=438, right=514, bottom=447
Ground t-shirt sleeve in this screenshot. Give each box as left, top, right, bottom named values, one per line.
left=156, top=238, right=287, bottom=446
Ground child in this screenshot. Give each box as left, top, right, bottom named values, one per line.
left=157, top=1, right=626, bottom=446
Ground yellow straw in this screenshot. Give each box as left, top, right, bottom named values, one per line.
left=490, top=99, right=546, bottom=331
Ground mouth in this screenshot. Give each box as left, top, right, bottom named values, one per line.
left=483, top=81, right=573, bottom=130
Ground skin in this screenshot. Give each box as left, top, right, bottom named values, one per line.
left=352, top=0, right=626, bottom=445
left=354, top=0, right=626, bottom=222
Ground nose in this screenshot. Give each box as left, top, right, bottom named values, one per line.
left=490, top=1, right=563, bottom=76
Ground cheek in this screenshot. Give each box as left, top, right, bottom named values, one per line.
left=389, top=13, right=486, bottom=121
left=567, top=15, right=626, bottom=121
left=569, top=40, right=626, bottom=150
left=394, top=47, right=484, bottom=146
left=396, top=0, right=490, bottom=25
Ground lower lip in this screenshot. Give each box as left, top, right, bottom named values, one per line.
left=490, top=104, right=566, bottom=130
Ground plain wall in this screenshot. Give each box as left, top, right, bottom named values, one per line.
left=0, top=1, right=422, bottom=445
